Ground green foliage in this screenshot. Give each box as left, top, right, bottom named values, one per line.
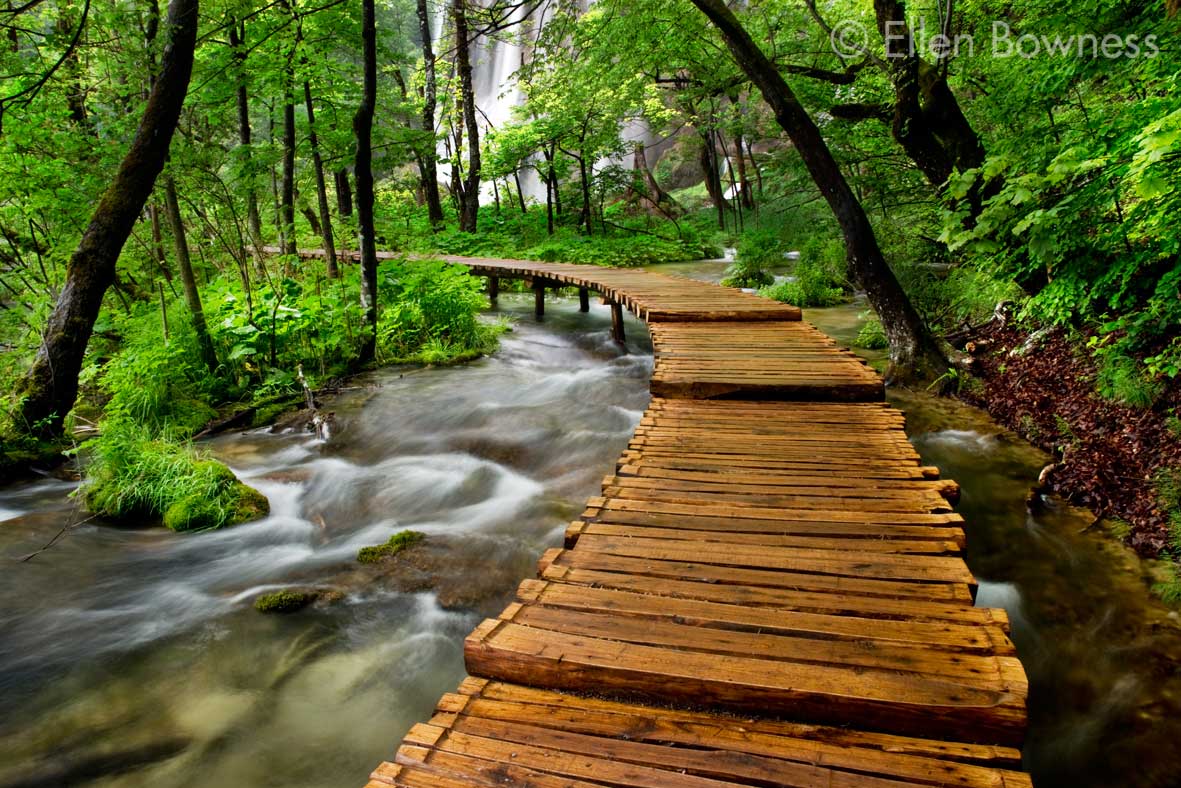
left=376, top=259, right=501, bottom=363
left=937, top=4, right=1181, bottom=379
left=854, top=316, right=889, bottom=350
left=95, top=312, right=219, bottom=437
left=1152, top=468, right=1181, bottom=604
left=357, top=530, right=425, bottom=563
left=1167, top=414, right=1181, bottom=440
left=81, top=424, right=268, bottom=532
left=894, top=263, right=1027, bottom=333
left=254, top=590, right=318, bottom=614
left=387, top=201, right=713, bottom=268
left=759, top=258, right=848, bottom=308
left=721, top=232, right=781, bottom=288
left=1094, top=352, right=1164, bottom=408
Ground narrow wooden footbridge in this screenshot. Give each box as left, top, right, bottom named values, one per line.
left=288, top=249, right=1030, bottom=787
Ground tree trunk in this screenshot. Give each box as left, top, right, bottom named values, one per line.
left=278, top=1, right=297, bottom=255
left=353, top=0, right=379, bottom=362
left=148, top=203, right=172, bottom=282
left=334, top=169, right=352, bottom=217
left=162, top=173, right=218, bottom=373
left=513, top=170, right=527, bottom=214
left=698, top=131, right=726, bottom=230
left=871, top=0, right=987, bottom=211
left=417, top=0, right=445, bottom=228
left=733, top=130, right=754, bottom=209
left=634, top=142, right=677, bottom=214
left=577, top=151, right=592, bottom=235
left=17, top=0, right=199, bottom=437
left=303, top=82, right=338, bottom=277
left=228, top=20, right=266, bottom=273
left=689, top=0, right=947, bottom=383
left=544, top=166, right=554, bottom=235
left=299, top=200, right=321, bottom=237
left=452, top=0, right=481, bottom=233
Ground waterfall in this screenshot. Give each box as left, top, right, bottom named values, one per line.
left=428, top=0, right=653, bottom=206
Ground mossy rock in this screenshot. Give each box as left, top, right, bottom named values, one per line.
left=230, top=482, right=269, bottom=524
left=162, top=478, right=269, bottom=532
left=357, top=530, right=425, bottom=563
left=251, top=402, right=293, bottom=428
left=254, top=589, right=318, bottom=614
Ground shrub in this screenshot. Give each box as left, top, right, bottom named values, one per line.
left=357, top=530, right=425, bottom=563
left=721, top=232, right=782, bottom=288
left=81, top=425, right=268, bottom=532
left=854, top=316, right=889, bottom=350
left=759, top=259, right=847, bottom=307
left=377, top=259, right=501, bottom=362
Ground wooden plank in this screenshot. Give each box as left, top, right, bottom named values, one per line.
left=277, top=251, right=1035, bottom=786
left=457, top=681, right=1025, bottom=769
left=513, top=580, right=1012, bottom=654
left=539, top=547, right=975, bottom=602
left=538, top=561, right=1001, bottom=625
left=465, top=620, right=1027, bottom=746
left=440, top=690, right=1031, bottom=786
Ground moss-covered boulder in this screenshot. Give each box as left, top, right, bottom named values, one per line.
left=81, top=427, right=268, bottom=532
left=357, top=530, right=425, bottom=563
left=254, top=589, right=318, bottom=613
left=162, top=480, right=269, bottom=532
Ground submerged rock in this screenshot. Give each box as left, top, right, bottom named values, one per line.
left=253, top=590, right=317, bottom=614
left=252, top=588, right=344, bottom=613
left=356, top=530, right=425, bottom=563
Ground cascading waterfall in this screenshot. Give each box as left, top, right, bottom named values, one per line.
left=430, top=0, right=657, bottom=205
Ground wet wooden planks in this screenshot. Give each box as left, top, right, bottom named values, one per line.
left=649, top=321, right=884, bottom=401
left=367, top=679, right=1031, bottom=788
left=289, top=249, right=1037, bottom=786
left=463, top=399, right=1027, bottom=749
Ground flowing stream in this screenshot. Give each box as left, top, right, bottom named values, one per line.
left=2, top=263, right=1181, bottom=787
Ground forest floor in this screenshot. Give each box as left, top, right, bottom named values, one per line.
left=960, top=322, right=1181, bottom=556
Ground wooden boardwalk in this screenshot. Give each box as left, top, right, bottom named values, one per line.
left=277, top=249, right=1029, bottom=787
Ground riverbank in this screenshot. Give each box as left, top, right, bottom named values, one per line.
left=959, top=321, right=1181, bottom=558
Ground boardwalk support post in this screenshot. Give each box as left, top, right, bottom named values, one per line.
left=579, top=287, right=590, bottom=313
left=534, top=281, right=545, bottom=319
left=610, top=301, right=625, bottom=344
left=487, top=276, right=499, bottom=302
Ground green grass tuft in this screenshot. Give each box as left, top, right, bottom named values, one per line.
left=82, top=425, right=268, bottom=532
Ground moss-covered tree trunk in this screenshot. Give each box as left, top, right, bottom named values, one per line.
left=16, top=0, right=199, bottom=437
left=162, top=173, right=218, bottom=374
left=690, top=0, right=947, bottom=384
left=353, top=0, right=379, bottom=362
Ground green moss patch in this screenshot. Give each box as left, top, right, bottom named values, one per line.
left=357, top=530, right=425, bottom=563
left=254, top=589, right=318, bottom=614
